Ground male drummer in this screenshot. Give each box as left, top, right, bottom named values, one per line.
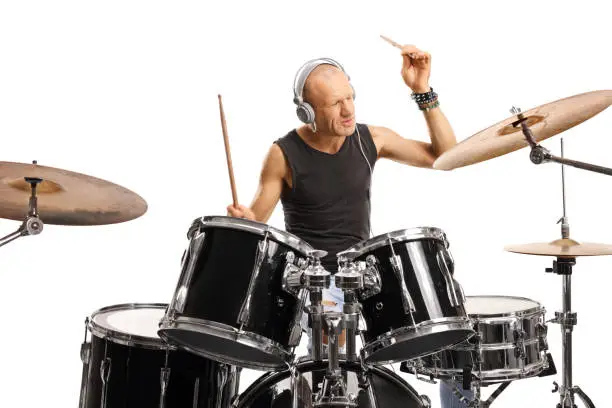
left=227, top=44, right=469, bottom=407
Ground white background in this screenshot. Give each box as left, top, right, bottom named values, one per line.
left=1, top=1, right=611, bottom=406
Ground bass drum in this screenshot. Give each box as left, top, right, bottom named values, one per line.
left=233, top=359, right=430, bottom=408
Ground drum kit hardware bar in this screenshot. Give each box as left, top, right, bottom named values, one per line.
left=0, top=173, right=43, bottom=248
left=1, top=89, right=611, bottom=407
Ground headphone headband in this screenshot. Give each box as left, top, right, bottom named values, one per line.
left=292, top=57, right=348, bottom=104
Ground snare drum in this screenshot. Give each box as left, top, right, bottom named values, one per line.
left=337, top=227, right=473, bottom=364
left=411, top=295, right=550, bottom=384
left=78, top=303, right=239, bottom=408
left=158, top=216, right=314, bottom=370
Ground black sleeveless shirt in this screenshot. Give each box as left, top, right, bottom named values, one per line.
left=274, top=123, right=378, bottom=270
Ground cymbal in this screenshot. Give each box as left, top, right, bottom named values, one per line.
left=434, top=90, right=612, bottom=170
left=505, top=238, right=612, bottom=257
left=0, top=161, right=147, bottom=226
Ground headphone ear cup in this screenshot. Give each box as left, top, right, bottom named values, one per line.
left=296, top=102, right=315, bottom=124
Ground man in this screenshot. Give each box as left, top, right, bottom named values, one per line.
left=227, top=44, right=470, bottom=407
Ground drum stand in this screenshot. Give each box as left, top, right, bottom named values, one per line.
left=0, top=177, right=44, bottom=248
left=449, top=380, right=511, bottom=408
left=312, top=312, right=357, bottom=408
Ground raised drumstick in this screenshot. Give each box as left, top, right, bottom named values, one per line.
left=380, top=35, right=403, bottom=50
left=380, top=35, right=418, bottom=59
left=218, top=95, right=239, bottom=207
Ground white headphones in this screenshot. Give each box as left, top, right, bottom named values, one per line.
left=292, top=57, right=355, bottom=125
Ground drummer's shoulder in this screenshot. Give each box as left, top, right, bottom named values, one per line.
left=359, top=124, right=391, bottom=151
left=259, top=143, right=289, bottom=178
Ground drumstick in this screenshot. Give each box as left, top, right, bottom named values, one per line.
left=218, top=94, right=239, bottom=207
left=380, top=35, right=403, bottom=50
left=380, top=35, right=418, bottom=59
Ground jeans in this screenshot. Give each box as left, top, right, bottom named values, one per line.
left=440, top=380, right=474, bottom=407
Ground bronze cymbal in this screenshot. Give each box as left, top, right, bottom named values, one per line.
left=434, top=90, right=612, bottom=170
left=0, top=161, right=147, bottom=225
left=505, top=238, right=612, bottom=257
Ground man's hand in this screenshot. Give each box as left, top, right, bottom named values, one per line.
left=227, top=204, right=257, bottom=221
left=400, top=45, right=431, bottom=93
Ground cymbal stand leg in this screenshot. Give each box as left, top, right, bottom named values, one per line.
left=0, top=177, right=44, bottom=249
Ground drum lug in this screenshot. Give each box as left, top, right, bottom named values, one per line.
left=80, top=342, right=91, bottom=364
left=513, top=328, right=527, bottom=361
left=436, top=251, right=461, bottom=307
left=159, top=368, right=171, bottom=408
left=388, top=254, right=416, bottom=313
left=359, top=255, right=382, bottom=300
left=100, top=357, right=112, bottom=408
left=215, top=365, right=230, bottom=408
left=282, top=251, right=307, bottom=296
left=238, top=235, right=269, bottom=325
left=536, top=322, right=549, bottom=351
left=288, top=289, right=308, bottom=346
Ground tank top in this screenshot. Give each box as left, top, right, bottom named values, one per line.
left=274, top=123, right=378, bottom=271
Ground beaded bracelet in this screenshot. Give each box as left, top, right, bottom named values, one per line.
left=419, top=99, right=440, bottom=112
left=411, top=87, right=439, bottom=112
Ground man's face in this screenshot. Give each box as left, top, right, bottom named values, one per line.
left=305, top=66, right=355, bottom=137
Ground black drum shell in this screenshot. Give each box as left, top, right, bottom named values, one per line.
left=82, top=332, right=238, bottom=407
left=233, top=359, right=427, bottom=408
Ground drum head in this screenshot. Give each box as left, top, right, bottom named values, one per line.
left=465, top=296, right=542, bottom=317
left=89, top=303, right=167, bottom=348
left=233, top=359, right=427, bottom=408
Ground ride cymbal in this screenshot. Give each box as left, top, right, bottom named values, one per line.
left=434, top=90, right=612, bottom=170
left=0, top=161, right=147, bottom=225
left=505, top=238, right=612, bottom=257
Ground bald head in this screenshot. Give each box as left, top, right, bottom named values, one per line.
left=302, top=64, right=349, bottom=105
left=299, top=63, right=356, bottom=137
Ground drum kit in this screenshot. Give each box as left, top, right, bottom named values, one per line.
left=1, top=89, right=611, bottom=408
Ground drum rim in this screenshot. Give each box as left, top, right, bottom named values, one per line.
left=232, top=358, right=424, bottom=407
left=194, top=215, right=314, bottom=255
left=362, top=316, right=474, bottom=365
left=465, top=295, right=544, bottom=318
left=337, top=226, right=447, bottom=258
left=452, top=337, right=541, bottom=351
left=158, top=316, right=295, bottom=371
left=415, top=359, right=546, bottom=383
left=88, top=303, right=170, bottom=350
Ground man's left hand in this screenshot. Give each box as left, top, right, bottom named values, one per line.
left=399, top=45, right=431, bottom=93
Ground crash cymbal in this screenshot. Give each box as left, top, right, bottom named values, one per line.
left=505, top=238, right=612, bottom=257
left=0, top=161, right=147, bottom=225
left=434, top=90, right=612, bottom=170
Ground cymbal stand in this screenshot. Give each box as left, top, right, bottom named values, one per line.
left=510, top=106, right=612, bottom=177
left=0, top=177, right=44, bottom=248
left=534, top=138, right=594, bottom=408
